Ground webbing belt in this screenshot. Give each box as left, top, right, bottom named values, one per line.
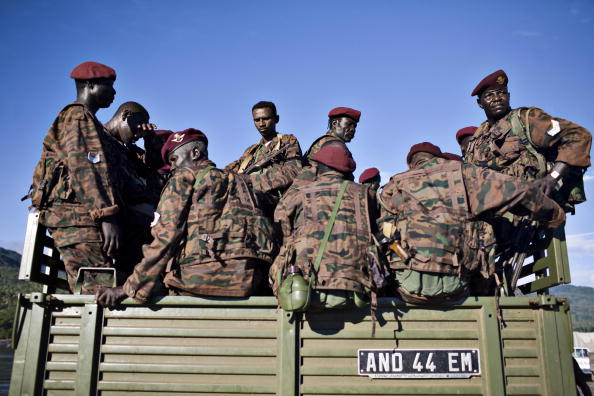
left=311, top=181, right=349, bottom=283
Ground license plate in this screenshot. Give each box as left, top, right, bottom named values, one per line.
left=358, top=349, right=480, bottom=379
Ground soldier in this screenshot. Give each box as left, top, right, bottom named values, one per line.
left=226, top=101, right=303, bottom=201
left=466, top=70, right=591, bottom=210
left=304, top=107, right=361, bottom=161
left=96, top=129, right=276, bottom=307
left=359, top=167, right=381, bottom=191
left=455, top=126, right=477, bottom=158
left=103, top=102, right=163, bottom=276
left=271, top=145, right=386, bottom=312
left=27, top=61, right=120, bottom=294
left=379, top=142, right=566, bottom=303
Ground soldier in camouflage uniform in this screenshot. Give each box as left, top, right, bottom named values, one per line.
left=466, top=70, right=591, bottom=210
left=226, top=101, right=303, bottom=202
left=96, top=129, right=276, bottom=307
left=271, top=145, right=386, bottom=310
left=379, top=142, right=565, bottom=303
left=103, top=102, right=164, bottom=276
left=359, top=167, right=381, bottom=192
left=455, top=126, right=477, bottom=158
left=28, top=61, right=120, bottom=294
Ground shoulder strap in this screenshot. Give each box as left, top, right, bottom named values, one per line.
left=193, top=166, right=215, bottom=189
left=510, top=108, right=547, bottom=177
left=312, top=181, right=349, bottom=280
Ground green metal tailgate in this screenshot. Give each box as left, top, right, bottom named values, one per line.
left=10, top=294, right=575, bottom=396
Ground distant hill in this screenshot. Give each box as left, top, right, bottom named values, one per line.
left=551, top=284, right=594, bottom=332
left=0, top=247, right=41, bottom=339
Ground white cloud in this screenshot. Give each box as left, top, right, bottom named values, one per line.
left=583, top=173, right=594, bottom=182
left=567, top=232, right=594, bottom=256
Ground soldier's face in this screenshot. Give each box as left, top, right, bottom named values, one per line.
left=168, top=146, right=193, bottom=170
left=252, top=108, right=278, bottom=139
left=478, top=88, right=510, bottom=120
left=125, top=112, right=150, bottom=143
left=331, top=117, right=357, bottom=142
left=90, top=79, right=116, bottom=109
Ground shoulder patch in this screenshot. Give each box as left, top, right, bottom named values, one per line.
left=150, top=212, right=160, bottom=227
left=87, top=152, right=101, bottom=164
left=546, top=119, right=561, bottom=136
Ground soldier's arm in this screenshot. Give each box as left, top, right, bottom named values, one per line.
left=527, top=107, right=592, bottom=168
left=462, top=164, right=565, bottom=228
left=61, top=107, right=119, bottom=220
left=274, top=186, right=300, bottom=239
left=121, top=169, right=196, bottom=303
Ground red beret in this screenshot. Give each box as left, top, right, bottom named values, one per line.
left=455, top=126, right=478, bottom=143
left=442, top=152, right=463, bottom=162
left=471, top=69, right=508, bottom=97
left=359, top=167, right=380, bottom=183
left=70, top=61, right=116, bottom=81
left=312, top=145, right=357, bottom=173
left=406, top=142, right=444, bottom=164
left=328, top=107, right=361, bottom=123
left=161, top=128, right=208, bottom=164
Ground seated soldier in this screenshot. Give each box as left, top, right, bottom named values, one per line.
left=379, top=142, right=566, bottom=303
left=271, top=145, right=387, bottom=312
left=96, top=129, right=276, bottom=307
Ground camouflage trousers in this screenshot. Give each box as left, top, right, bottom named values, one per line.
left=164, top=258, right=269, bottom=297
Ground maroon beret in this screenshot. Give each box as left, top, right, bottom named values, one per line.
left=471, top=69, right=508, bottom=97
left=161, top=128, right=208, bottom=164
left=359, top=167, right=380, bottom=183
left=328, top=107, right=361, bottom=123
left=442, top=152, right=463, bottom=162
left=70, top=61, right=116, bottom=81
left=313, top=145, right=357, bottom=173
left=455, top=126, right=478, bottom=143
left=406, top=142, right=444, bottom=164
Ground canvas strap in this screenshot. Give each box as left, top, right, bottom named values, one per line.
left=238, top=134, right=284, bottom=173
left=311, top=181, right=349, bottom=282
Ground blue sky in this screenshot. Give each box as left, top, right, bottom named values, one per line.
left=1, top=0, right=593, bottom=285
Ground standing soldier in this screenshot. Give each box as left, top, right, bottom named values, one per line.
left=272, top=145, right=386, bottom=314
left=466, top=70, right=591, bottom=211
left=379, top=142, right=565, bottom=302
left=455, top=126, right=477, bottom=158
left=226, top=101, right=303, bottom=202
left=27, top=61, right=120, bottom=294
left=358, top=167, right=381, bottom=192
left=103, top=102, right=163, bottom=276
left=96, top=129, right=276, bottom=307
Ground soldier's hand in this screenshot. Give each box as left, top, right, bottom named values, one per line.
left=100, top=216, right=121, bottom=257
left=95, top=286, right=126, bottom=308
left=136, top=123, right=157, bottom=139
left=533, top=175, right=558, bottom=197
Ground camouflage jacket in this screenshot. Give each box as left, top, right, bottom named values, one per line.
left=30, top=103, right=119, bottom=238
left=226, top=133, right=303, bottom=194
left=123, top=161, right=276, bottom=302
left=379, top=158, right=565, bottom=276
left=304, top=133, right=348, bottom=162
left=466, top=107, right=591, bottom=179
left=272, top=171, right=380, bottom=294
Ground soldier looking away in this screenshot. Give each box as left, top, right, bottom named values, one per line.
left=305, top=107, right=361, bottom=161
left=28, top=61, right=120, bottom=294
left=466, top=70, right=591, bottom=211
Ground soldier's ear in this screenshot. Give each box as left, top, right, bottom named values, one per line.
left=477, top=98, right=484, bottom=109
left=275, top=115, right=280, bottom=124
left=121, top=109, right=131, bottom=122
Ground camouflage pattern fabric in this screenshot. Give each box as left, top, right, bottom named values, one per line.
left=379, top=157, right=565, bottom=299
left=466, top=107, right=591, bottom=179
left=123, top=161, right=275, bottom=302
left=271, top=170, right=380, bottom=295
left=30, top=103, right=119, bottom=227
left=304, top=133, right=348, bottom=162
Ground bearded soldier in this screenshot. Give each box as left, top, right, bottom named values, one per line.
left=96, top=129, right=276, bottom=307
left=27, top=61, right=120, bottom=294
left=226, top=101, right=303, bottom=203
left=379, top=142, right=565, bottom=303
left=466, top=70, right=591, bottom=212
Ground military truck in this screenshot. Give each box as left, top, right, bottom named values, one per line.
left=9, top=213, right=581, bottom=395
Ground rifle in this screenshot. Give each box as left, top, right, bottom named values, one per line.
left=242, top=143, right=291, bottom=174
left=499, top=217, right=539, bottom=296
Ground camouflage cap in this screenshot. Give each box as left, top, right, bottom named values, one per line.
left=406, top=142, right=444, bottom=164
left=313, top=145, right=356, bottom=173
left=161, top=128, right=208, bottom=163
left=358, top=167, right=380, bottom=183
left=70, top=61, right=116, bottom=80
left=328, top=107, right=361, bottom=123
left=471, top=69, right=508, bottom=97
left=455, top=126, right=478, bottom=143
